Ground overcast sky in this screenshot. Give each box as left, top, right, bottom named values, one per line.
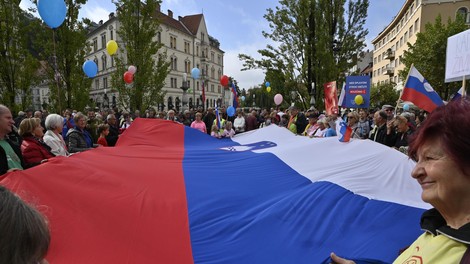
left=20, top=0, right=404, bottom=90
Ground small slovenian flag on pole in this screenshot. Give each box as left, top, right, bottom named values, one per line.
left=451, top=87, right=464, bottom=101
left=338, top=122, right=352, bottom=142
left=215, top=102, right=221, bottom=129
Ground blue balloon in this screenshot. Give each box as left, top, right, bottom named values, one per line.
left=265, top=81, right=270, bottom=87
left=227, top=106, right=236, bottom=117
left=191, top=68, right=200, bottom=79
left=403, top=103, right=410, bottom=111
left=38, top=0, right=67, bottom=29
left=241, top=96, right=246, bottom=101
left=82, top=60, right=98, bottom=78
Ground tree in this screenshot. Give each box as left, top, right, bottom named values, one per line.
left=31, top=0, right=92, bottom=113
left=400, top=15, right=467, bottom=100
left=369, top=82, right=399, bottom=110
left=110, top=0, right=170, bottom=113
left=0, top=1, right=41, bottom=112
left=239, top=0, right=368, bottom=111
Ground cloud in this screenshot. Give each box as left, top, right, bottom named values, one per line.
left=80, top=5, right=113, bottom=23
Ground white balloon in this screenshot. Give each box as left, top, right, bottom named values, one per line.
left=128, top=65, right=137, bottom=74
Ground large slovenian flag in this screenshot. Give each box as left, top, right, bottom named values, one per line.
left=0, top=119, right=429, bottom=263
left=401, top=66, right=444, bottom=113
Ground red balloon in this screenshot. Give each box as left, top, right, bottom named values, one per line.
left=220, top=75, right=229, bottom=87
left=123, top=71, right=134, bottom=84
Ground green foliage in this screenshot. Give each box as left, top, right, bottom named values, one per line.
left=110, top=0, right=170, bottom=113
left=400, top=15, right=467, bottom=100
left=0, top=2, right=41, bottom=111
left=32, top=0, right=92, bottom=113
left=239, top=0, right=368, bottom=111
left=369, top=82, right=399, bottom=109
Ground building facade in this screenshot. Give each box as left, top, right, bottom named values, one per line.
left=84, top=6, right=225, bottom=112
left=371, top=0, right=470, bottom=89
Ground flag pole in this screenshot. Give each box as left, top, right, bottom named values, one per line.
left=396, top=64, right=413, bottom=114
left=463, top=76, right=467, bottom=98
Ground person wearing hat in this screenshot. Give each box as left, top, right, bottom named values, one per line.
left=382, top=104, right=395, bottom=120
left=303, top=113, right=320, bottom=137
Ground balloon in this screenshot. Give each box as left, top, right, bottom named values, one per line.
left=123, top=71, right=134, bottom=84
left=82, top=60, right=98, bottom=78
left=274, top=94, right=283, bottom=105
left=354, top=95, right=364, bottom=105
left=128, top=65, right=137, bottom=74
left=265, top=81, right=270, bottom=87
left=267, top=86, right=271, bottom=93
left=106, top=40, right=118, bottom=55
left=191, top=68, right=200, bottom=79
left=38, top=0, right=67, bottom=29
left=220, top=75, right=229, bottom=86
left=403, top=103, right=410, bottom=111
left=227, top=106, right=236, bottom=117
left=241, top=96, right=246, bottom=101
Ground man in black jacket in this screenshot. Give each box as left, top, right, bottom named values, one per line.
left=0, top=105, right=24, bottom=175
left=369, top=110, right=388, bottom=145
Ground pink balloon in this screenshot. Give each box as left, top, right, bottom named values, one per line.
left=128, top=65, right=137, bottom=74
left=274, top=94, right=283, bottom=105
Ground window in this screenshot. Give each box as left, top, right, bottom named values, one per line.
left=185, top=61, right=191, bottom=73
left=404, top=31, right=408, bottom=42
left=101, top=54, right=107, bottom=70
left=457, top=7, right=470, bottom=23
left=95, top=79, right=99, bottom=90
left=103, top=77, right=108, bottom=90
left=170, top=36, right=177, bottom=49
left=218, top=69, right=222, bottom=80
left=211, top=67, right=215, bottom=79
left=218, top=55, right=221, bottom=65
left=93, top=38, right=98, bottom=52
left=373, top=70, right=376, bottom=77
left=110, top=30, right=114, bottom=40
left=101, top=34, right=106, bottom=49
left=378, top=54, right=381, bottom=62
left=171, top=57, right=177, bottom=70
left=211, top=52, right=215, bottom=62
left=184, top=41, right=190, bottom=53
left=400, top=36, right=403, bottom=47
left=201, top=32, right=205, bottom=43
left=218, top=85, right=221, bottom=93
left=196, top=46, right=199, bottom=56
left=409, top=25, right=413, bottom=36
left=211, top=84, right=214, bottom=92
left=414, top=18, right=420, bottom=32
left=170, top=78, right=177, bottom=88
left=410, top=3, right=414, bottom=13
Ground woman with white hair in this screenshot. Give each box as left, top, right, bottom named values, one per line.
left=43, top=114, right=69, bottom=156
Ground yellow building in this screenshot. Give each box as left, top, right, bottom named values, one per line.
left=371, top=0, right=470, bottom=89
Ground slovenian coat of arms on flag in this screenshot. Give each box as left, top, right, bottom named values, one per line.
left=401, top=66, right=444, bottom=113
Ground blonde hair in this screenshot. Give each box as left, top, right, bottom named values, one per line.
left=211, top=124, right=219, bottom=132
left=18, top=118, right=41, bottom=137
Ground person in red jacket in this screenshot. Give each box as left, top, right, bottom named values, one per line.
left=18, top=118, right=54, bottom=168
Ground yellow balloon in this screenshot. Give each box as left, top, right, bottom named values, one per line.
left=267, top=86, right=271, bottom=93
left=106, top=40, right=118, bottom=55
left=354, top=95, right=364, bottom=105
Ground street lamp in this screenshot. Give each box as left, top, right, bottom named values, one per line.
left=291, top=90, right=297, bottom=106
left=253, top=94, right=256, bottom=107
left=310, top=82, right=316, bottom=109
left=180, top=73, right=189, bottom=112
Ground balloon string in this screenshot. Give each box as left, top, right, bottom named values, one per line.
left=52, top=29, right=61, bottom=111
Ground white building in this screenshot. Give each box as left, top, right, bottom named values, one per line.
left=85, top=5, right=226, bottom=112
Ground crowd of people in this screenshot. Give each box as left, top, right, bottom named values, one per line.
left=0, top=98, right=469, bottom=262
left=1, top=102, right=429, bottom=175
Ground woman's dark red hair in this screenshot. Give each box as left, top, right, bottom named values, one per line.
left=408, top=98, right=470, bottom=175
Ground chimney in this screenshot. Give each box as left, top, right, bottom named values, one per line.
left=156, top=3, right=161, bottom=12
left=167, top=9, right=173, bottom=18
left=99, top=20, right=103, bottom=25
left=178, top=16, right=183, bottom=21
left=109, top=12, right=115, bottom=19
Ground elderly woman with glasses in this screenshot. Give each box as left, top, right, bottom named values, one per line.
left=43, top=114, right=69, bottom=157
left=331, top=98, right=470, bottom=263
